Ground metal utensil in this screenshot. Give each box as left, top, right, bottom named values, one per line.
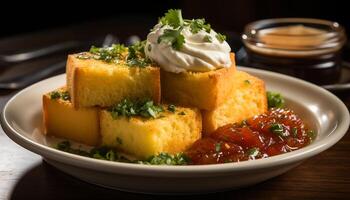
left=0, top=41, right=81, bottom=65
left=0, top=34, right=118, bottom=89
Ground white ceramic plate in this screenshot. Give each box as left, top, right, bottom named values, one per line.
left=1, top=67, right=349, bottom=194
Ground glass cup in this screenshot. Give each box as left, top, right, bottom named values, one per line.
left=242, top=18, right=347, bottom=85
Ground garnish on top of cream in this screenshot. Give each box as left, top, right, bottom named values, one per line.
left=145, top=9, right=232, bottom=73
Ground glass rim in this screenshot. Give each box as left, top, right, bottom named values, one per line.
left=242, top=18, right=347, bottom=56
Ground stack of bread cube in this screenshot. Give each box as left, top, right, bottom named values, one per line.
left=43, top=51, right=267, bottom=159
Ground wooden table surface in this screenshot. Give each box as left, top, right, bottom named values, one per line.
left=0, top=20, right=349, bottom=200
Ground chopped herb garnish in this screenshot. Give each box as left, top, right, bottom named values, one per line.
left=105, top=150, right=116, bottom=161
left=159, top=9, right=184, bottom=28
left=90, top=146, right=130, bottom=162
left=244, top=80, right=251, bottom=85
left=89, top=44, right=127, bottom=63
left=126, top=40, right=152, bottom=67
left=187, top=18, right=211, bottom=34
left=247, top=147, right=260, bottom=158
left=203, top=35, right=212, bottom=43
left=147, top=44, right=152, bottom=52
left=167, top=104, right=176, bottom=112
left=127, top=58, right=150, bottom=67
left=158, top=28, right=185, bottom=50
left=56, top=140, right=70, bottom=150
left=267, top=91, right=285, bottom=108
left=216, top=33, right=227, bottom=43
left=109, top=99, right=164, bottom=119
left=139, top=152, right=189, bottom=165
left=56, top=141, right=91, bottom=157
left=50, top=90, right=70, bottom=101
left=291, top=127, right=298, bottom=137
left=178, top=111, right=186, bottom=115
left=307, top=130, right=317, bottom=141
left=270, top=123, right=288, bottom=137
left=215, top=142, right=222, bottom=152
left=61, top=91, right=70, bottom=101
left=55, top=141, right=190, bottom=165
left=116, top=137, right=123, bottom=145
left=50, top=91, right=61, bottom=100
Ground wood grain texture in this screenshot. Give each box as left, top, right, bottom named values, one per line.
left=0, top=21, right=349, bottom=200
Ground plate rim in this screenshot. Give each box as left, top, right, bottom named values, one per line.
left=1, top=66, right=349, bottom=177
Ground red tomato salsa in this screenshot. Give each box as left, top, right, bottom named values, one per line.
left=185, top=108, right=316, bottom=165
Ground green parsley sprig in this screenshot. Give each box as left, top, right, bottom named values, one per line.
left=157, top=9, right=227, bottom=50
left=157, top=28, right=185, bottom=50
left=159, top=9, right=184, bottom=28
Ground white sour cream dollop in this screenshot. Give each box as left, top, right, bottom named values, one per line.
left=145, top=23, right=232, bottom=73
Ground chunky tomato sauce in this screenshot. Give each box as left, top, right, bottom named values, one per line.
left=185, top=108, right=315, bottom=165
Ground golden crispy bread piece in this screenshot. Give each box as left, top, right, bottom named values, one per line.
left=160, top=53, right=236, bottom=110
left=66, top=54, right=160, bottom=108
left=100, top=105, right=202, bottom=159
left=202, top=70, right=268, bottom=134
left=42, top=88, right=100, bottom=146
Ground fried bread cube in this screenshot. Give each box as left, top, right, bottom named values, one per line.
left=66, top=54, right=160, bottom=108
left=161, top=53, right=236, bottom=110
left=100, top=104, right=202, bottom=159
left=42, top=88, right=100, bottom=146
left=202, top=71, right=268, bottom=134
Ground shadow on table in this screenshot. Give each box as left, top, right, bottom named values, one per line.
left=8, top=160, right=280, bottom=200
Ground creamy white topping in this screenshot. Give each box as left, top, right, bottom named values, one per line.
left=145, top=23, right=232, bottom=73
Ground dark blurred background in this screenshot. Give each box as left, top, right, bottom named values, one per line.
left=1, top=0, right=349, bottom=39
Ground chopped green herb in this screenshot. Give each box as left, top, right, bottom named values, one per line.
left=307, top=130, right=317, bottom=141
left=50, top=91, right=61, bottom=100
left=109, top=99, right=164, bottom=119
left=61, top=91, right=70, bottom=101
left=116, top=137, right=123, bottom=145
left=139, top=152, right=189, bottom=165
left=158, top=28, right=185, bottom=50
left=203, top=35, right=212, bottom=43
left=159, top=9, right=184, bottom=28
left=90, top=146, right=130, bottom=162
left=105, top=150, right=116, bottom=161
left=127, top=58, right=150, bottom=67
left=55, top=141, right=190, bottom=165
left=126, top=41, right=152, bottom=67
left=216, top=33, right=227, bottom=43
left=267, top=91, right=285, bottom=108
left=244, top=80, right=251, bottom=85
left=55, top=141, right=91, bottom=157
left=56, top=140, right=70, bottom=150
left=89, top=44, right=127, bottom=63
left=49, top=90, right=70, bottom=101
left=215, top=142, right=222, bottom=152
left=291, top=127, right=298, bottom=137
left=178, top=111, right=186, bottom=115
left=247, top=147, right=260, bottom=158
left=187, top=18, right=211, bottom=34
left=147, top=44, right=152, bottom=52
left=167, top=104, right=176, bottom=112
left=270, top=123, right=287, bottom=137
